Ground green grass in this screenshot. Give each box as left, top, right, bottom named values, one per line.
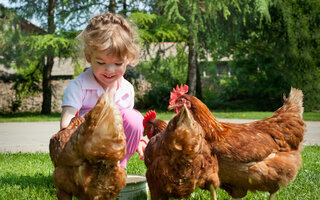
left=213, top=111, right=320, bottom=121
left=0, top=146, right=319, bottom=200
left=1, top=111, right=319, bottom=122
left=0, top=153, right=55, bottom=200
left=0, top=112, right=61, bottom=123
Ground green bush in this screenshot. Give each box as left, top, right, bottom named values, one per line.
left=135, top=84, right=172, bottom=111
left=135, top=45, right=188, bottom=110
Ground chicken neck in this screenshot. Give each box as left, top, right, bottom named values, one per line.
left=189, top=98, right=225, bottom=142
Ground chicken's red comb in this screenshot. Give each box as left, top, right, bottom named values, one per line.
left=143, top=110, right=156, bottom=128
left=169, top=84, right=189, bottom=105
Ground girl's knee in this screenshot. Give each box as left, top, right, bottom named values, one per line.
left=121, top=108, right=144, bottom=134
left=120, top=108, right=143, bottom=160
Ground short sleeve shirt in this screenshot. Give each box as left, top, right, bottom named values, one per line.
left=62, top=68, right=134, bottom=116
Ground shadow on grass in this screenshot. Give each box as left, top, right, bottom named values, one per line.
left=0, top=172, right=55, bottom=190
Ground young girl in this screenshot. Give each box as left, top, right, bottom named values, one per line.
left=60, top=13, right=145, bottom=168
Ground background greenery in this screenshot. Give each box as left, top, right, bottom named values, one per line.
left=0, top=0, right=319, bottom=114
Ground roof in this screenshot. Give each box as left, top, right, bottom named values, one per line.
left=0, top=4, right=46, bottom=34
left=0, top=58, right=79, bottom=78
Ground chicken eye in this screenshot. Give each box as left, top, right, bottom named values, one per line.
left=179, top=98, right=187, bottom=104
left=176, top=100, right=183, bottom=104
left=186, top=101, right=191, bottom=109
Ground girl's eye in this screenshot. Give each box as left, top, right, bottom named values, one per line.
left=97, top=62, right=105, bottom=65
left=115, top=63, right=123, bottom=66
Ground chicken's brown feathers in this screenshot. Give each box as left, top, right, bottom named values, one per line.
left=168, top=86, right=305, bottom=199
left=178, top=94, right=227, bottom=141
left=49, top=91, right=126, bottom=200
left=277, top=87, right=304, bottom=117
left=145, top=104, right=220, bottom=199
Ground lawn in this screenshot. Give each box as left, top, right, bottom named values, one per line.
left=0, top=111, right=319, bottom=122
left=0, top=146, right=319, bottom=200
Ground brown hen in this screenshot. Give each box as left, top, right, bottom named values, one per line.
left=49, top=91, right=127, bottom=200
left=144, top=104, right=220, bottom=200
left=168, top=85, right=305, bottom=200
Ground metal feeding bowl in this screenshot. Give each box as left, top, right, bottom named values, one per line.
left=117, top=174, right=148, bottom=200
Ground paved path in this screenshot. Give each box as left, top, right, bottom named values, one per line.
left=0, top=119, right=319, bottom=153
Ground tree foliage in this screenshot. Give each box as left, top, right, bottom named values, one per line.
left=219, top=0, right=320, bottom=111
left=8, top=0, right=147, bottom=31
left=129, top=11, right=187, bottom=44
left=154, top=0, right=319, bottom=111
left=2, top=0, right=319, bottom=112
left=161, top=0, right=272, bottom=97
left=0, top=2, right=79, bottom=113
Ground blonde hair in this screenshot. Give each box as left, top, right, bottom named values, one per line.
left=78, top=13, right=140, bottom=66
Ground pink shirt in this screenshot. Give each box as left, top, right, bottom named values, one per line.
left=62, top=68, right=134, bottom=116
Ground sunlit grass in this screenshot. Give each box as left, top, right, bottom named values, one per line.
left=213, top=111, right=320, bottom=121
left=0, top=146, right=319, bottom=199
left=1, top=111, right=319, bottom=122
left=0, top=153, right=56, bottom=200
left=0, top=112, right=61, bottom=122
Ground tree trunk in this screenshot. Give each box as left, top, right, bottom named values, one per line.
left=187, top=35, right=197, bottom=96
left=122, top=0, right=127, bottom=16
left=196, top=59, right=203, bottom=100
left=42, top=56, right=54, bottom=114
left=41, top=0, right=55, bottom=114
left=109, top=0, right=116, bottom=13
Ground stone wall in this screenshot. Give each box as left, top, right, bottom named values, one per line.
left=0, top=78, right=150, bottom=113
left=0, top=80, right=70, bottom=113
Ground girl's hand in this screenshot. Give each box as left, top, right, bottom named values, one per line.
left=136, top=139, right=147, bottom=161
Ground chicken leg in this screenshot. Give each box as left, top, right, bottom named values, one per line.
left=210, top=184, right=217, bottom=200
left=269, top=193, right=276, bottom=200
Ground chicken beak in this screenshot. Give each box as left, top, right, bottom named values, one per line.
left=177, top=104, right=191, bottom=124
left=168, top=104, right=180, bottom=114
left=168, top=104, right=175, bottom=111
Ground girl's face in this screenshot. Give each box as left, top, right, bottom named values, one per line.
left=86, top=50, right=127, bottom=90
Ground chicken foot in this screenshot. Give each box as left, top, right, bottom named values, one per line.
left=269, top=192, right=276, bottom=200
left=209, top=184, right=217, bottom=200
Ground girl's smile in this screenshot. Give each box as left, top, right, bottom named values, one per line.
left=102, top=73, right=116, bottom=81
left=86, top=50, right=127, bottom=90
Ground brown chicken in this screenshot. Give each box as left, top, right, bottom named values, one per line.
left=168, top=84, right=305, bottom=200
left=143, top=110, right=168, bottom=139
left=49, top=91, right=127, bottom=200
left=144, top=104, right=220, bottom=200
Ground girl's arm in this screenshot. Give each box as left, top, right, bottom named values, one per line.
left=60, top=106, right=78, bottom=129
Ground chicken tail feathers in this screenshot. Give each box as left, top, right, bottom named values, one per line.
left=282, top=87, right=304, bottom=117
left=271, top=87, right=306, bottom=150
left=75, top=91, right=126, bottom=163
